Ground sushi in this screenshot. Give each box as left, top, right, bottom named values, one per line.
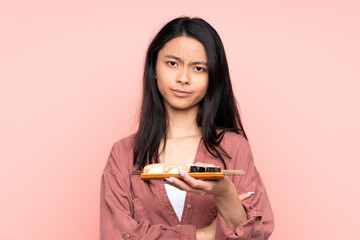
left=189, top=165, right=206, bottom=173
left=206, top=166, right=221, bottom=172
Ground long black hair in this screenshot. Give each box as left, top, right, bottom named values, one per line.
left=133, top=16, right=247, bottom=170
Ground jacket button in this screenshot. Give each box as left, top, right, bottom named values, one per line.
left=124, top=233, right=130, bottom=238
left=187, top=204, right=192, bottom=209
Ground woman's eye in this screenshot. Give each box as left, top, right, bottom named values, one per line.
left=194, top=66, right=205, bottom=72
left=167, top=61, right=177, bottom=67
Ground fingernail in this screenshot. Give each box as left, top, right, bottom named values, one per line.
left=178, top=169, right=184, bottom=177
left=247, top=192, right=255, bottom=195
left=165, top=178, right=174, bottom=183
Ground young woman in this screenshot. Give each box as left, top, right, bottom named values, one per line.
left=100, top=17, right=274, bottom=240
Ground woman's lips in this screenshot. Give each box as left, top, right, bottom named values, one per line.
left=171, top=89, right=191, bottom=97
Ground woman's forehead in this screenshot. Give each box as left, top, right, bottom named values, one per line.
left=159, top=36, right=207, bottom=61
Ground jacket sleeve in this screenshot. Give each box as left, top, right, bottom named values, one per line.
left=215, top=138, right=274, bottom=240
left=99, top=141, right=196, bottom=240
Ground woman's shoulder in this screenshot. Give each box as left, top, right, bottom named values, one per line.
left=111, top=133, right=136, bottom=152
left=219, top=130, right=250, bottom=149
left=217, top=130, right=253, bottom=159
left=104, top=133, right=137, bottom=175
left=218, top=130, right=255, bottom=170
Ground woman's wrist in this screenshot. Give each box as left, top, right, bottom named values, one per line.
left=196, top=225, right=216, bottom=240
left=212, top=178, right=248, bottom=230
left=213, top=177, right=238, bottom=201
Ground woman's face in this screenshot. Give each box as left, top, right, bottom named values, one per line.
left=155, top=36, right=209, bottom=113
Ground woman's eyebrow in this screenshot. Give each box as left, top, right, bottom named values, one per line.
left=164, top=55, right=208, bottom=65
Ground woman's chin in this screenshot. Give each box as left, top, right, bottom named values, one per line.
left=166, top=103, right=199, bottom=112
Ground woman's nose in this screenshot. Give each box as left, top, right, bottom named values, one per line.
left=176, top=68, right=190, bottom=85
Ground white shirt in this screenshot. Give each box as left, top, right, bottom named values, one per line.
left=164, top=183, right=186, bottom=221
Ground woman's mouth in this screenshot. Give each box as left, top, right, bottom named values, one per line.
left=171, top=89, right=191, bottom=97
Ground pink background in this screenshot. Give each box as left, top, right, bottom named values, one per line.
left=1, top=0, right=359, bottom=239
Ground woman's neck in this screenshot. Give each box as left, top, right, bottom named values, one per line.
left=166, top=104, right=202, bottom=139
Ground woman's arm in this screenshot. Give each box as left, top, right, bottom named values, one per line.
left=170, top=171, right=247, bottom=231
left=195, top=193, right=254, bottom=240
left=100, top=139, right=197, bottom=240
left=168, top=169, right=273, bottom=239
left=166, top=136, right=274, bottom=239
left=100, top=169, right=197, bottom=240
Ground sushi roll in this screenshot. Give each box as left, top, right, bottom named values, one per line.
left=206, top=166, right=221, bottom=172
left=189, top=165, right=206, bottom=173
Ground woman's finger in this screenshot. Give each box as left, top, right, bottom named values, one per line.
left=239, top=192, right=255, bottom=201
left=167, top=176, right=207, bottom=195
left=177, top=169, right=209, bottom=190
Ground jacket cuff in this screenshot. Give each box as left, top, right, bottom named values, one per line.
left=215, top=208, right=263, bottom=239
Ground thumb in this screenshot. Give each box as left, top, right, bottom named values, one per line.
left=239, top=192, right=255, bottom=201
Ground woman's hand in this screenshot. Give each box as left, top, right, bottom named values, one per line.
left=165, top=162, right=232, bottom=197
left=166, top=168, right=251, bottom=231
left=166, top=167, right=232, bottom=198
